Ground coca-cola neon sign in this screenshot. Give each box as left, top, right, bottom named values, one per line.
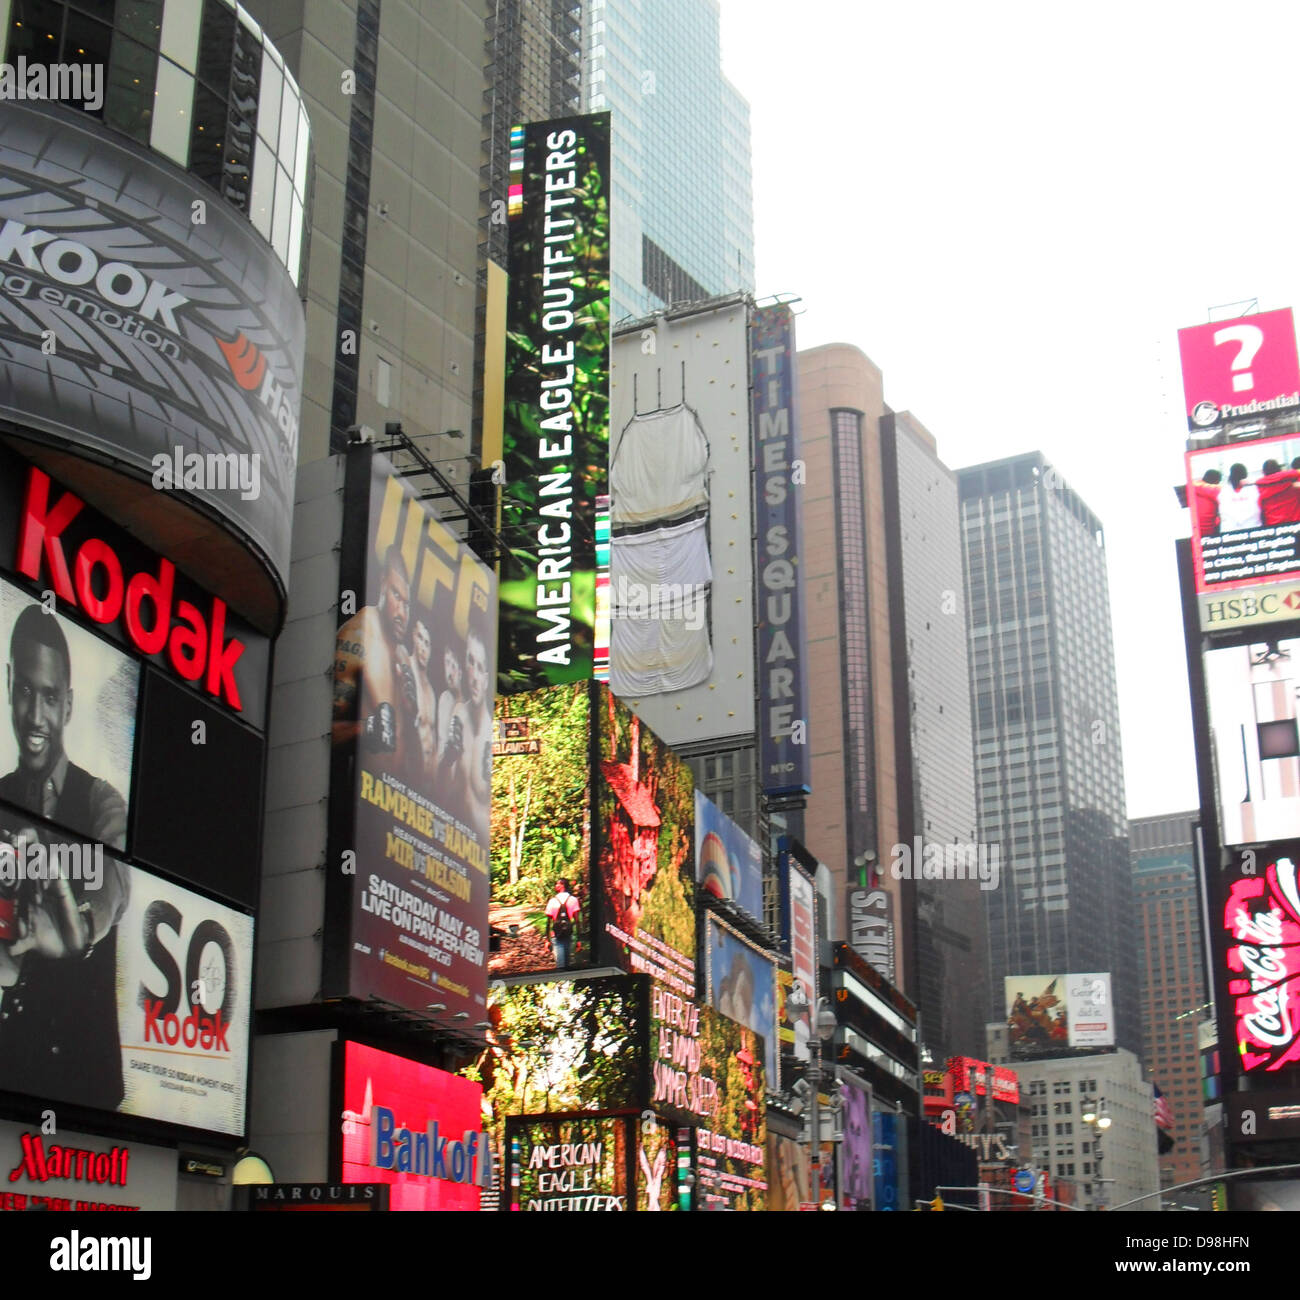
left=1224, top=858, right=1300, bottom=1072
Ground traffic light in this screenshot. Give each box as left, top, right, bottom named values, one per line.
left=930, top=1194, right=945, bottom=1212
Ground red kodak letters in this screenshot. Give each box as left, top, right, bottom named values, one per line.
left=17, top=468, right=244, bottom=711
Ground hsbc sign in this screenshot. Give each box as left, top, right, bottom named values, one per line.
left=1198, top=581, right=1300, bottom=632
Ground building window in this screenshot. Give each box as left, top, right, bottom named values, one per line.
left=4, top=0, right=305, bottom=283
left=831, top=408, right=875, bottom=857
left=642, top=235, right=707, bottom=306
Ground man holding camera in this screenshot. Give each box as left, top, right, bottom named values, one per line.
left=0, top=605, right=130, bottom=1111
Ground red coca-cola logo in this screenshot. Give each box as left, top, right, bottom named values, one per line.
left=1224, top=859, right=1300, bottom=1072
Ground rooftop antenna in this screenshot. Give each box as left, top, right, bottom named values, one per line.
left=1207, top=297, right=1259, bottom=322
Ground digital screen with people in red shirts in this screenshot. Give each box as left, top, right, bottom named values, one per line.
left=1186, top=432, right=1300, bottom=595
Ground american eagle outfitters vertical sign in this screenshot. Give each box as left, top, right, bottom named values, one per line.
left=751, top=305, right=810, bottom=796
left=499, top=114, right=611, bottom=693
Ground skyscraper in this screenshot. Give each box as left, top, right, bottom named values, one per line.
left=881, top=413, right=984, bottom=1062
left=584, top=0, right=754, bottom=320
left=241, top=1, right=499, bottom=1190
left=797, top=345, right=903, bottom=973
left=1129, top=810, right=1215, bottom=1199
left=480, top=2, right=582, bottom=277
left=958, top=454, right=1139, bottom=1056
left=797, top=345, right=984, bottom=1056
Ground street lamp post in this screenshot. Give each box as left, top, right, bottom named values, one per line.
left=807, top=997, right=838, bottom=1206
left=1081, top=1097, right=1112, bottom=1210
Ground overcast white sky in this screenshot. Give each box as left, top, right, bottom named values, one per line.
left=718, top=0, right=1300, bottom=820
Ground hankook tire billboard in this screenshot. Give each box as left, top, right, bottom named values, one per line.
left=0, top=104, right=305, bottom=601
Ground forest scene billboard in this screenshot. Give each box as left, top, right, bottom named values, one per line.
left=472, top=974, right=758, bottom=1209
left=488, top=682, right=695, bottom=989
left=473, top=976, right=674, bottom=1211
left=489, top=682, right=592, bottom=976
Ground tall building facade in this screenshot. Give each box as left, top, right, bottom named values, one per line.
left=797, top=346, right=983, bottom=1057
left=1014, top=1051, right=1159, bottom=1212
left=482, top=0, right=583, bottom=264
left=798, top=345, right=901, bottom=971
left=1130, top=810, right=1215, bottom=1198
left=881, top=413, right=984, bottom=1062
left=958, top=454, right=1139, bottom=1056
left=246, top=0, right=485, bottom=465
left=0, top=0, right=310, bottom=1210
left=477, top=1, right=582, bottom=448
left=584, top=0, right=754, bottom=320
left=242, top=0, right=495, bottom=1188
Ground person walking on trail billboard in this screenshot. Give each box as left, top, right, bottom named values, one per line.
left=546, top=878, right=581, bottom=968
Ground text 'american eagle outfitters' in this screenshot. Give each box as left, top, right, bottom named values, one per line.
left=530, top=127, right=585, bottom=668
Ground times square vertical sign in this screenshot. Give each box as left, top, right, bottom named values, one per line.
left=751, top=305, right=810, bottom=796
left=499, top=115, right=611, bottom=693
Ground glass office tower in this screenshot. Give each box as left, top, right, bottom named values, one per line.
left=958, top=454, right=1139, bottom=1056
left=585, top=0, right=754, bottom=320
left=1129, top=811, right=1214, bottom=1198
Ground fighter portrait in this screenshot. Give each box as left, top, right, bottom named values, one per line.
left=330, top=451, right=497, bottom=1019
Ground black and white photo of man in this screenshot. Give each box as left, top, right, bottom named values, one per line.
left=0, top=832, right=130, bottom=1111
left=0, top=584, right=138, bottom=850
left=0, top=601, right=135, bottom=1110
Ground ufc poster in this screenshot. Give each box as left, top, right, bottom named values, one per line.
left=328, top=447, right=496, bottom=1021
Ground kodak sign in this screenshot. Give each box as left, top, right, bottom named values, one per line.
left=16, top=468, right=245, bottom=710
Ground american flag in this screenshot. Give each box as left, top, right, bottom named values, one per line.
left=1154, top=1083, right=1174, bottom=1130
